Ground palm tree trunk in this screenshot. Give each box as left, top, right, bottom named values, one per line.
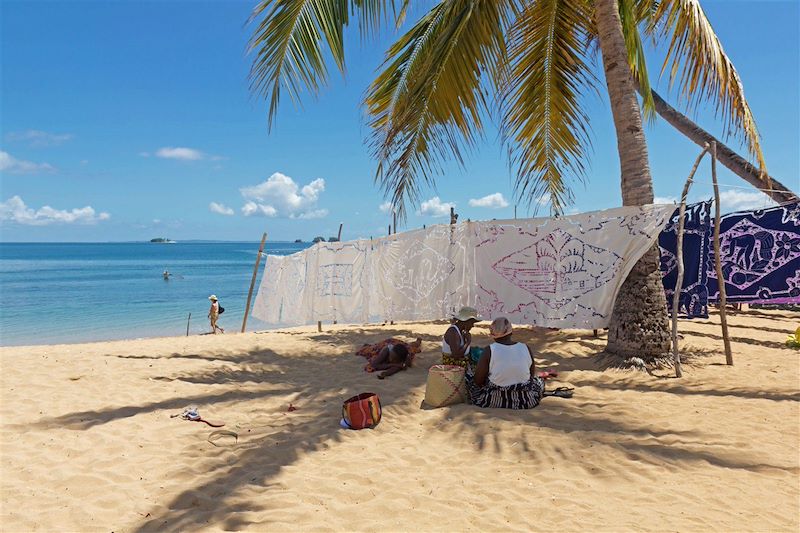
left=645, top=88, right=798, bottom=204
left=595, top=0, right=670, bottom=359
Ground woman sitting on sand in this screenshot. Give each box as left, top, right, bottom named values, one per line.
left=441, top=306, right=479, bottom=367
left=466, top=317, right=545, bottom=409
left=356, top=338, right=422, bottom=378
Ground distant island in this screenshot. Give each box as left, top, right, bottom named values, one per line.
left=150, top=238, right=176, bottom=243
left=294, top=239, right=303, bottom=243
left=312, top=236, right=325, bottom=243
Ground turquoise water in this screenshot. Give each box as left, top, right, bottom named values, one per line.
left=0, top=241, right=310, bottom=346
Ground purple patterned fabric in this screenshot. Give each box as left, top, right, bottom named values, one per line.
left=707, top=202, right=800, bottom=304
left=659, top=201, right=712, bottom=318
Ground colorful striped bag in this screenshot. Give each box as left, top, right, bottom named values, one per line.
left=341, top=393, right=382, bottom=429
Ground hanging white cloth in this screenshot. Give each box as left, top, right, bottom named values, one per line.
left=369, top=223, right=473, bottom=322
left=252, top=205, right=673, bottom=329
left=470, top=205, right=673, bottom=329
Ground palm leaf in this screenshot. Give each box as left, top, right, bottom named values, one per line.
left=248, top=0, right=398, bottom=129
left=649, top=0, right=767, bottom=175
left=619, top=0, right=656, bottom=121
left=365, top=0, right=512, bottom=221
left=500, top=0, right=597, bottom=215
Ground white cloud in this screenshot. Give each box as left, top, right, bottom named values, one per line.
left=653, top=196, right=677, bottom=205
left=240, top=172, right=327, bottom=219
left=719, top=189, right=775, bottom=212
left=296, top=208, right=329, bottom=219
left=242, top=201, right=277, bottom=217
left=0, top=151, right=55, bottom=174
left=535, top=193, right=551, bottom=206
left=154, top=147, right=205, bottom=161
left=209, top=202, right=234, bottom=216
left=419, top=196, right=455, bottom=217
left=5, top=130, right=73, bottom=147
left=0, top=195, right=110, bottom=226
left=469, top=193, right=509, bottom=209
left=379, top=201, right=394, bottom=214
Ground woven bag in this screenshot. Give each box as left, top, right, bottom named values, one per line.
left=342, top=392, right=382, bottom=429
left=424, top=365, right=467, bottom=408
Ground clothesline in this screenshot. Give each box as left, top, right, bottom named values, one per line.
left=690, top=178, right=799, bottom=197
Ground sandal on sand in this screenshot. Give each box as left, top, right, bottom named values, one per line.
left=544, top=387, right=574, bottom=399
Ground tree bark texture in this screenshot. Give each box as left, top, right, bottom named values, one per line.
left=595, top=0, right=670, bottom=358
left=646, top=89, right=798, bottom=204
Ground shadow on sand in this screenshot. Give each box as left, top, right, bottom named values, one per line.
left=22, top=323, right=799, bottom=531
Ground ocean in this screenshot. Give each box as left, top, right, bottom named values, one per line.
left=0, top=241, right=311, bottom=347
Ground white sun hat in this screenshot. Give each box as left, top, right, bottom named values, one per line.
left=453, top=306, right=480, bottom=322
left=208, top=294, right=218, bottom=301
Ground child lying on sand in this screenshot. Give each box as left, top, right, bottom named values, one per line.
left=356, top=338, right=422, bottom=378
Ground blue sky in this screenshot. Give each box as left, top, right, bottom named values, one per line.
left=1, top=0, right=797, bottom=242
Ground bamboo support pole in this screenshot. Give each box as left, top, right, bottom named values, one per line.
left=710, top=142, right=733, bottom=365
left=186, top=313, right=191, bottom=336
left=337, top=223, right=343, bottom=241
left=672, top=144, right=710, bottom=378
left=241, top=232, right=268, bottom=333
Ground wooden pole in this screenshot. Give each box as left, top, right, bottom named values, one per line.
left=337, top=223, right=343, bottom=241
left=388, top=224, right=391, bottom=236
left=241, top=232, right=268, bottom=333
left=672, top=144, right=710, bottom=378
left=514, top=205, right=517, bottom=219
left=392, top=211, right=396, bottom=235
left=710, top=142, right=733, bottom=365
left=186, top=313, right=191, bottom=336
left=317, top=321, right=322, bottom=332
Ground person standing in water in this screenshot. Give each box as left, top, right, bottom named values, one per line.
left=208, top=294, right=224, bottom=334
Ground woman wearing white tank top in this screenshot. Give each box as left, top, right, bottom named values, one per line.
left=467, top=317, right=546, bottom=409
left=441, top=306, right=480, bottom=367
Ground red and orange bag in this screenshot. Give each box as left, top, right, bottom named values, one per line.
left=341, top=393, right=382, bottom=429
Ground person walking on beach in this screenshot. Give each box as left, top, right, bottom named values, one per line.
left=208, top=295, right=224, bottom=334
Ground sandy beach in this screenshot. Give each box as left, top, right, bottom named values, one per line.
left=1, top=309, right=798, bottom=532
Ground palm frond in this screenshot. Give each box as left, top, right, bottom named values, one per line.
left=649, top=0, right=767, bottom=175
left=248, top=0, right=399, bottom=129
left=619, top=0, right=655, bottom=121
left=365, top=0, right=512, bottom=221
left=353, top=0, right=404, bottom=37
left=500, top=0, right=597, bottom=215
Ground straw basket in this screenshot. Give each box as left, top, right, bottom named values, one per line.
left=424, top=365, right=467, bottom=408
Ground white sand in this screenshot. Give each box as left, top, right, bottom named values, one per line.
left=1, top=309, right=798, bottom=532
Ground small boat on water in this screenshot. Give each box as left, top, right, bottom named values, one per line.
left=150, top=238, right=176, bottom=243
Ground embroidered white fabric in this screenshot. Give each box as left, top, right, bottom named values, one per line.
left=251, top=205, right=673, bottom=329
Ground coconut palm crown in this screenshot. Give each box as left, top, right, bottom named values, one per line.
left=248, top=0, right=766, bottom=220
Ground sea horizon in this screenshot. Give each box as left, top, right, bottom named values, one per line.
left=0, top=240, right=312, bottom=347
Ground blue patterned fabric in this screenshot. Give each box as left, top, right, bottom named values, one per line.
left=707, top=202, right=800, bottom=304
left=659, top=201, right=712, bottom=318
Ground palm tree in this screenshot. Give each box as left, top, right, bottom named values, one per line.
left=248, top=0, right=769, bottom=359
left=643, top=87, right=797, bottom=204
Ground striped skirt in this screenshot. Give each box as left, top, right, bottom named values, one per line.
left=466, top=373, right=545, bottom=410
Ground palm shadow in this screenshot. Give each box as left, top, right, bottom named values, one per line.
left=21, top=320, right=792, bottom=531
